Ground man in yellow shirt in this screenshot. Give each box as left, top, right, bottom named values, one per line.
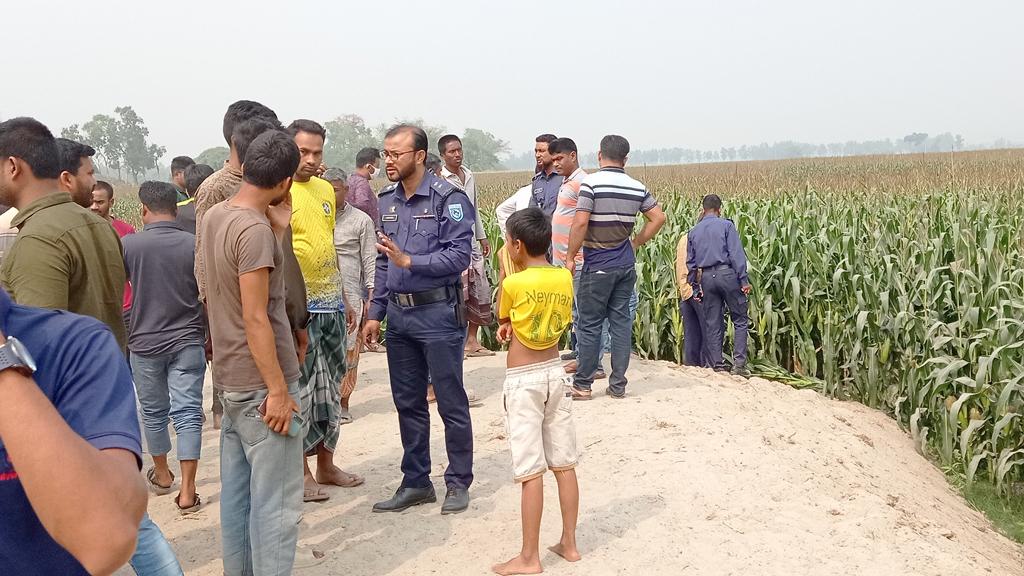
left=494, top=207, right=580, bottom=575
left=287, top=120, right=361, bottom=502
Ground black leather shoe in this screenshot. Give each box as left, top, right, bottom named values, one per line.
left=731, top=365, right=752, bottom=379
left=441, top=486, right=469, bottom=515
left=372, top=486, right=436, bottom=513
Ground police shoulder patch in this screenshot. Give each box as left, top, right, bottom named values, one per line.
left=378, top=183, right=398, bottom=197
left=448, top=203, right=465, bottom=222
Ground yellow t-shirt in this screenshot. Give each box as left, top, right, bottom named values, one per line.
left=499, top=266, right=573, bottom=350
left=290, top=177, right=341, bottom=312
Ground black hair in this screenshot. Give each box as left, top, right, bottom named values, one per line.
left=222, top=100, right=279, bottom=147
left=0, top=118, right=61, bottom=179
left=242, top=130, right=300, bottom=189
left=184, top=163, right=215, bottom=195
left=138, top=181, right=179, bottom=216
left=170, top=156, right=195, bottom=175
left=355, top=147, right=380, bottom=168
left=287, top=119, right=327, bottom=142
left=232, top=117, right=283, bottom=168
left=506, top=207, right=551, bottom=257
left=702, top=194, right=723, bottom=211
left=535, top=133, right=557, bottom=144
left=425, top=153, right=442, bottom=173
left=438, top=134, right=461, bottom=153
left=548, top=137, right=578, bottom=155
left=94, top=180, right=115, bottom=199
left=385, top=124, right=428, bottom=154
left=55, top=138, right=95, bottom=176
left=600, top=135, right=630, bottom=162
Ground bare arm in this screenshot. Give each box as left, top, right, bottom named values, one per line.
left=565, top=209, right=591, bottom=269
left=0, top=371, right=145, bottom=575
left=632, top=205, right=667, bottom=249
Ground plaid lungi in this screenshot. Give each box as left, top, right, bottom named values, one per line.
left=463, top=249, right=493, bottom=326
left=300, top=311, right=347, bottom=454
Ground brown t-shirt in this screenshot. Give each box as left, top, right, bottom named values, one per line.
left=202, top=202, right=300, bottom=392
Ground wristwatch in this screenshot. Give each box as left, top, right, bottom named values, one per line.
left=0, top=337, right=36, bottom=377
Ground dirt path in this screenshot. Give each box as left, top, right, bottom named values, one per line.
left=135, top=353, right=1023, bottom=575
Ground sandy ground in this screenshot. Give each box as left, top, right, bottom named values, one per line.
left=131, top=352, right=1024, bottom=576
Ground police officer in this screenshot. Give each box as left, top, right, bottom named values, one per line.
left=362, top=124, right=476, bottom=514
left=686, top=194, right=752, bottom=378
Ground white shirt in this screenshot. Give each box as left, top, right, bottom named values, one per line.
left=495, top=185, right=533, bottom=237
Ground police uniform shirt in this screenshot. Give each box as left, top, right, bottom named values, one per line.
left=685, top=214, right=749, bottom=288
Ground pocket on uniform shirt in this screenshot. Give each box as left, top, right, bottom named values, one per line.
left=413, top=218, right=439, bottom=239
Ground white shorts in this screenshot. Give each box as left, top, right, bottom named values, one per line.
left=502, top=358, right=578, bottom=482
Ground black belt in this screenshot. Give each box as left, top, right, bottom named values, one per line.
left=389, top=285, right=456, bottom=308
left=701, top=264, right=731, bottom=272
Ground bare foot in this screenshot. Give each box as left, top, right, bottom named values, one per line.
left=547, top=542, right=581, bottom=562
left=303, top=475, right=330, bottom=502
left=316, top=464, right=365, bottom=488
left=492, top=554, right=542, bottom=575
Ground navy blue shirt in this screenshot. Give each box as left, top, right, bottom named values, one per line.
left=531, top=169, right=563, bottom=219
left=0, top=289, right=142, bottom=575
left=369, top=173, right=476, bottom=321
left=686, top=214, right=749, bottom=288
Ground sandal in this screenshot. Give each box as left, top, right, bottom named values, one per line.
left=464, top=346, right=495, bottom=358
left=175, top=493, right=202, bottom=515
left=303, top=485, right=330, bottom=503
left=146, top=467, right=175, bottom=496
left=317, top=471, right=365, bottom=488
left=571, top=387, right=593, bottom=401
left=339, top=408, right=353, bottom=425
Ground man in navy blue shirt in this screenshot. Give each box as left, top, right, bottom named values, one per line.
left=687, top=194, right=752, bottom=377
left=0, top=287, right=147, bottom=574
left=530, top=133, right=562, bottom=219
left=363, top=124, right=476, bottom=515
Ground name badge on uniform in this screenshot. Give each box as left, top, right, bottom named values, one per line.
left=381, top=214, right=399, bottom=222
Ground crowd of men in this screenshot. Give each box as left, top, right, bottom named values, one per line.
left=0, top=98, right=752, bottom=575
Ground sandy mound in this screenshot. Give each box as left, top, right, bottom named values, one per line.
left=133, top=353, right=1023, bottom=575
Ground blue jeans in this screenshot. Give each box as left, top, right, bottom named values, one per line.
left=574, top=266, right=636, bottom=395
left=569, top=273, right=638, bottom=370
left=601, top=287, right=638, bottom=355
left=129, top=513, right=183, bottom=576
left=220, top=382, right=304, bottom=576
left=131, top=345, right=206, bottom=461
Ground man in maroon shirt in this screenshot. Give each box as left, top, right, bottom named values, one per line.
left=346, top=147, right=380, bottom=225
left=91, top=181, right=135, bottom=317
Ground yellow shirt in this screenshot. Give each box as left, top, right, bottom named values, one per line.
left=290, top=177, right=341, bottom=312
left=675, top=234, right=694, bottom=300
left=499, top=266, right=573, bottom=350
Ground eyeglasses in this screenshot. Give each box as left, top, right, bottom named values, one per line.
left=380, top=149, right=417, bottom=162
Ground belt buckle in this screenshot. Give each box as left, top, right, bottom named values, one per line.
left=397, top=293, right=413, bottom=307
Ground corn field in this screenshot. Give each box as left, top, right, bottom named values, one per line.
left=476, top=149, right=1024, bottom=495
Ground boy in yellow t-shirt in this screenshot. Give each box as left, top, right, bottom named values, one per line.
left=493, top=207, right=580, bottom=575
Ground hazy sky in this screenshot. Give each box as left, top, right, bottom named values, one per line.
left=3, top=0, right=1021, bottom=160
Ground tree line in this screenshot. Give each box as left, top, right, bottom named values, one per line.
left=60, top=106, right=166, bottom=183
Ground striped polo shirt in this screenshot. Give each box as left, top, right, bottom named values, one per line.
left=576, top=167, right=657, bottom=270
left=550, top=167, right=587, bottom=268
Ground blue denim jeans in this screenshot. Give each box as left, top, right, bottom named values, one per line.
left=569, top=272, right=637, bottom=370
left=131, top=345, right=206, bottom=461
left=129, top=513, right=183, bottom=576
left=220, top=382, right=304, bottom=576
left=573, top=266, right=637, bottom=395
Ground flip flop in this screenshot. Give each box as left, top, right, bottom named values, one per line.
left=571, top=387, right=593, bottom=401
left=318, top=472, right=365, bottom=488
left=146, top=467, right=175, bottom=496
left=175, top=493, right=202, bottom=515
left=339, top=408, right=353, bottom=425
left=303, top=486, right=330, bottom=503
left=464, top=347, right=495, bottom=358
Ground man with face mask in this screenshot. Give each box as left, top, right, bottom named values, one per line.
left=347, top=147, right=381, bottom=225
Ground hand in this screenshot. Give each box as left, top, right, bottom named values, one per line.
left=362, top=320, right=381, bottom=348
left=345, top=307, right=357, bottom=333
left=376, top=233, right=412, bottom=269
left=293, top=328, right=308, bottom=365
left=263, top=389, right=299, bottom=435
left=266, top=192, right=293, bottom=236
left=204, top=337, right=213, bottom=362
left=479, top=238, right=491, bottom=257
left=316, top=163, right=327, bottom=177
left=565, top=258, right=576, bottom=272
left=630, top=238, right=639, bottom=251
left=741, top=284, right=752, bottom=295
left=497, top=322, right=513, bottom=344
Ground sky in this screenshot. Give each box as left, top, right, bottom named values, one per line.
left=3, top=0, right=1021, bottom=160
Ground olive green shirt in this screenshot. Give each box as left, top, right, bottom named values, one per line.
left=1, top=192, right=127, bottom=350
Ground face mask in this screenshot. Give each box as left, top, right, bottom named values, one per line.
left=369, top=164, right=380, bottom=180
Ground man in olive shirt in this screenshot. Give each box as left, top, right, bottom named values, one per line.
left=0, top=118, right=127, bottom=350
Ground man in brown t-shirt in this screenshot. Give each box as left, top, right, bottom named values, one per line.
left=201, top=128, right=304, bottom=576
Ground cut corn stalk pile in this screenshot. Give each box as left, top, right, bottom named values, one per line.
left=473, top=149, right=1024, bottom=496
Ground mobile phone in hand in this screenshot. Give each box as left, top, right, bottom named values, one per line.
left=257, top=396, right=302, bottom=437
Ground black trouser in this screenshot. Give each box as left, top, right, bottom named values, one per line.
left=680, top=297, right=715, bottom=368
left=701, top=267, right=750, bottom=370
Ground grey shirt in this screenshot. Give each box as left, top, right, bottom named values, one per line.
left=122, top=220, right=205, bottom=356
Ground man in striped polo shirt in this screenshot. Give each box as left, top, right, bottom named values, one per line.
left=564, top=135, right=666, bottom=399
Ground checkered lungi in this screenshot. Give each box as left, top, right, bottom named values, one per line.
left=462, top=249, right=493, bottom=326
left=300, top=311, right=347, bottom=454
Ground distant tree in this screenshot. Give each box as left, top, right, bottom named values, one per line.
left=323, top=114, right=378, bottom=169
left=82, top=114, right=123, bottom=179
left=195, top=146, right=229, bottom=168
left=903, top=133, right=929, bottom=147
left=460, top=128, right=508, bottom=171
left=117, top=106, right=165, bottom=182
left=373, top=118, right=447, bottom=155
left=60, top=124, right=84, bottom=142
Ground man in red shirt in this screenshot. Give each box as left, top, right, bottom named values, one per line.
left=92, top=181, right=135, bottom=314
